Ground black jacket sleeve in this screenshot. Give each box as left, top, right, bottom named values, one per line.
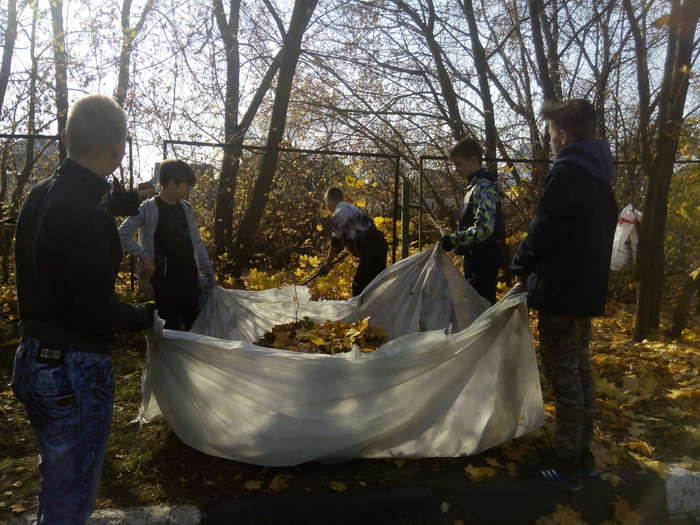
left=511, top=166, right=581, bottom=277
left=68, top=209, right=153, bottom=337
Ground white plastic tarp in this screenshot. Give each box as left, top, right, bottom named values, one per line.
left=139, top=245, right=544, bottom=466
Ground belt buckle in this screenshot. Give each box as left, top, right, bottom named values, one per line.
left=36, top=346, right=65, bottom=366
left=39, top=348, right=62, bottom=360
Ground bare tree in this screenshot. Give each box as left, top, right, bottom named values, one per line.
left=230, top=0, right=318, bottom=274
left=1, top=0, right=39, bottom=279
left=460, top=0, right=498, bottom=171
left=211, top=0, right=287, bottom=257
left=50, top=0, right=69, bottom=161
left=0, top=0, right=17, bottom=117
left=632, top=0, right=700, bottom=339
left=115, top=0, right=156, bottom=108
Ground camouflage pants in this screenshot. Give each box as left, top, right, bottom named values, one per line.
left=538, top=312, right=595, bottom=463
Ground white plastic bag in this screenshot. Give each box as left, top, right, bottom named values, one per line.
left=139, top=245, right=544, bottom=466
left=611, top=204, right=642, bottom=271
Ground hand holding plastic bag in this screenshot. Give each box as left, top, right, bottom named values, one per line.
left=147, top=311, right=165, bottom=340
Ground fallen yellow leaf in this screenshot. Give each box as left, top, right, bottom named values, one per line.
left=330, top=481, right=347, bottom=493
left=244, top=480, right=263, bottom=490
left=612, top=496, right=640, bottom=525
left=267, top=475, right=289, bottom=492
left=464, top=464, right=496, bottom=482
left=485, top=457, right=503, bottom=468
left=601, top=472, right=623, bottom=487
left=629, top=452, right=667, bottom=478
left=535, top=504, right=588, bottom=525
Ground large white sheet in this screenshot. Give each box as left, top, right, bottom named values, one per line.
left=139, top=246, right=544, bottom=466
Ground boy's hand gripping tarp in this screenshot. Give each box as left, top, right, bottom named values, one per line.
left=139, top=245, right=544, bottom=466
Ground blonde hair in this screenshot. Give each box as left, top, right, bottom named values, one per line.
left=65, top=94, right=127, bottom=157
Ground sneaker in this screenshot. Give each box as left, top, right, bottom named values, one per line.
left=522, top=456, right=583, bottom=491
left=581, top=449, right=601, bottom=478
left=539, top=465, right=584, bottom=491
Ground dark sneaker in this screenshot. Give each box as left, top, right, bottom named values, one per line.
left=522, top=456, right=583, bottom=491
left=581, top=449, right=601, bottom=478
left=540, top=465, right=584, bottom=491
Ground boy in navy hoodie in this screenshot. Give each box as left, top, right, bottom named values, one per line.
left=511, top=99, right=618, bottom=490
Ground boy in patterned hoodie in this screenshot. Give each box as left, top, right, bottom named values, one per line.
left=441, top=138, right=505, bottom=303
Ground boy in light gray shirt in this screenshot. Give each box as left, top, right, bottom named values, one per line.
left=119, top=159, right=214, bottom=330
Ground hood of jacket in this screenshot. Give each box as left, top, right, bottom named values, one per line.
left=552, top=139, right=613, bottom=184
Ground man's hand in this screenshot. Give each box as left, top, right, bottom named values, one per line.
left=147, top=309, right=165, bottom=340
left=138, top=188, right=156, bottom=201
left=441, top=234, right=455, bottom=252
left=142, top=256, right=156, bottom=280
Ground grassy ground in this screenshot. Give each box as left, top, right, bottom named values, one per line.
left=0, top=300, right=698, bottom=522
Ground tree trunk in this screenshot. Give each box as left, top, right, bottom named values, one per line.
left=462, top=0, right=497, bottom=171
left=230, top=0, right=317, bottom=275
left=115, top=0, right=155, bottom=108
left=212, top=0, right=284, bottom=258
left=0, top=0, right=17, bottom=116
left=667, top=267, right=699, bottom=337
left=633, top=0, right=700, bottom=340
left=50, top=0, right=69, bottom=162
left=212, top=0, right=241, bottom=257
left=1, top=3, right=38, bottom=279
left=528, top=0, right=557, bottom=102
left=393, top=0, right=465, bottom=140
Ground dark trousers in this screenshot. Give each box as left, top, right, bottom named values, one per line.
left=538, top=312, right=595, bottom=464
left=153, top=277, right=200, bottom=331
left=352, top=231, right=388, bottom=297
left=463, top=240, right=502, bottom=304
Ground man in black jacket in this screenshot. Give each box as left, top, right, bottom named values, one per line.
left=511, top=99, right=617, bottom=491
left=12, top=94, right=154, bottom=523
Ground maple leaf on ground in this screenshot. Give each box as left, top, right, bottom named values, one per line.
left=267, top=475, right=290, bottom=492
left=535, top=504, right=588, bottom=525
left=485, top=457, right=503, bottom=468
left=464, top=464, right=496, bottom=482
left=628, top=452, right=667, bottom=478
left=612, top=496, right=641, bottom=525
left=601, top=472, right=624, bottom=487
left=244, top=480, right=262, bottom=490
left=329, top=481, right=347, bottom=493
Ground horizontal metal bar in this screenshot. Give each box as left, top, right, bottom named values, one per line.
left=419, top=155, right=700, bottom=165
left=0, top=134, right=59, bottom=140
left=163, top=139, right=400, bottom=159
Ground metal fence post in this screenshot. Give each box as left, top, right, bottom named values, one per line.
left=401, top=176, right=410, bottom=259
left=392, top=156, right=400, bottom=263
left=418, top=157, right=423, bottom=251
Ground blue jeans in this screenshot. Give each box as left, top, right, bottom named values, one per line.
left=11, top=339, right=115, bottom=525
